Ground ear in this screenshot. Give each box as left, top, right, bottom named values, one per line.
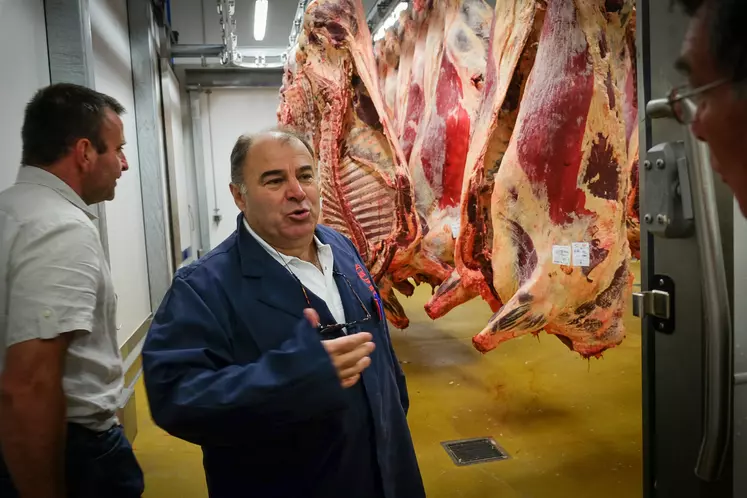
left=229, top=183, right=246, bottom=212
left=72, top=138, right=96, bottom=173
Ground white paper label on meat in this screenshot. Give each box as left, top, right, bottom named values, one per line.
left=450, top=219, right=460, bottom=239
left=572, top=242, right=591, bottom=267
left=552, top=245, right=571, bottom=265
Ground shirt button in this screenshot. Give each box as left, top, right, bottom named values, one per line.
left=43, top=310, right=51, bottom=318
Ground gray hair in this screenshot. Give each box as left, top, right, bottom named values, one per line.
left=230, top=127, right=316, bottom=189
left=676, top=0, right=747, bottom=88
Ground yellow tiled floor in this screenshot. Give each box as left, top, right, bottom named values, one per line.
left=133, top=262, right=642, bottom=497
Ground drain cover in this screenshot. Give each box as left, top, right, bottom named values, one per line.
left=441, top=437, right=509, bottom=466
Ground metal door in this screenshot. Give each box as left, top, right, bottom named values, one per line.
left=637, top=0, right=738, bottom=496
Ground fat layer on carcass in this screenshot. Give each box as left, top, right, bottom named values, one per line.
left=394, top=11, right=417, bottom=137
left=407, top=0, right=494, bottom=271
left=615, top=6, right=640, bottom=259
left=626, top=125, right=640, bottom=259
left=472, top=0, right=635, bottom=358
left=399, top=3, right=446, bottom=163
left=425, top=0, right=545, bottom=319
left=374, top=29, right=400, bottom=126
left=278, top=0, right=449, bottom=328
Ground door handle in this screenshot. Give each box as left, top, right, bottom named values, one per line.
left=646, top=97, right=733, bottom=482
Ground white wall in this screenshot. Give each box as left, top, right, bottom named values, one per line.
left=0, top=0, right=49, bottom=190
left=162, top=66, right=197, bottom=265
left=91, top=0, right=152, bottom=345
left=199, top=88, right=280, bottom=247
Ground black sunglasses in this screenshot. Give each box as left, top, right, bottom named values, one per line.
left=293, top=269, right=372, bottom=334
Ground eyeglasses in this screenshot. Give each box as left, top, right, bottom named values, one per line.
left=294, top=269, right=372, bottom=335
left=667, top=78, right=730, bottom=125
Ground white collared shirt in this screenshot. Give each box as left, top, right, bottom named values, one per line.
left=243, top=218, right=347, bottom=327
left=0, top=166, right=122, bottom=432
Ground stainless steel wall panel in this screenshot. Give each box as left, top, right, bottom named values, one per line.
left=127, top=0, right=174, bottom=310
left=44, top=0, right=109, bottom=261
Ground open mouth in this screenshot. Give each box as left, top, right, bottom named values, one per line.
left=288, top=208, right=311, bottom=221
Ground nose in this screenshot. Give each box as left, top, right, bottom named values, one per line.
left=285, top=177, right=306, bottom=200
left=120, top=152, right=130, bottom=172
left=690, top=102, right=707, bottom=143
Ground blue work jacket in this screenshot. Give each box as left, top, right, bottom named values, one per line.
left=142, top=215, right=425, bottom=498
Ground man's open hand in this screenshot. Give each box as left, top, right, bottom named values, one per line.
left=304, top=309, right=375, bottom=388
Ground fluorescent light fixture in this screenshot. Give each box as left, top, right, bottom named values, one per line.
left=254, top=0, right=268, bottom=41
left=373, top=2, right=408, bottom=42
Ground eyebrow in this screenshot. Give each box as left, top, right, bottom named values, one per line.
left=259, top=169, right=285, bottom=182
left=259, top=165, right=314, bottom=182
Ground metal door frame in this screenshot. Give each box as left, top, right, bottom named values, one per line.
left=638, top=0, right=737, bottom=496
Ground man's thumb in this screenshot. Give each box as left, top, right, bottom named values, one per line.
left=303, top=308, right=320, bottom=327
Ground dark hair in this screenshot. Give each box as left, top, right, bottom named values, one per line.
left=230, top=128, right=315, bottom=185
left=21, top=83, right=125, bottom=167
left=676, top=0, right=747, bottom=84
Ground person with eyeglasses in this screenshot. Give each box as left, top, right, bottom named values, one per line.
left=673, top=0, right=747, bottom=215
left=141, top=129, right=426, bottom=498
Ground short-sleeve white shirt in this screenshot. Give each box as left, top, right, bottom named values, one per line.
left=0, top=166, right=123, bottom=432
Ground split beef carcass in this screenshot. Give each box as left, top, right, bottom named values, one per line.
left=626, top=126, right=640, bottom=259
left=605, top=3, right=639, bottom=259
left=407, top=0, right=494, bottom=272
left=425, top=0, right=546, bottom=319
left=471, top=0, right=635, bottom=358
left=278, top=45, right=319, bottom=152
left=618, top=7, right=640, bottom=259
left=373, top=29, right=400, bottom=126
left=278, top=0, right=450, bottom=328
left=393, top=10, right=417, bottom=137
left=399, top=2, right=447, bottom=163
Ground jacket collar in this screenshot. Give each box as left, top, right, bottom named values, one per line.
left=235, top=214, right=365, bottom=326
left=15, top=166, right=97, bottom=221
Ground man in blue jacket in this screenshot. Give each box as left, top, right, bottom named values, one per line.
left=142, top=129, right=426, bottom=498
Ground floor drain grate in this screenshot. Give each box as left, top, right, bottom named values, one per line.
left=441, top=437, right=510, bottom=466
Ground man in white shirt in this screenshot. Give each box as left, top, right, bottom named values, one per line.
left=142, top=129, right=425, bottom=498
left=0, top=83, right=143, bottom=498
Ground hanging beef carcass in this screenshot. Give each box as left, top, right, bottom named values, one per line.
left=620, top=9, right=640, bottom=259
left=278, top=45, right=319, bottom=151
left=425, top=0, right=546, bottom=319
left=626, top=126, right=640, bottom=259
left=278, top=0, right=451, bottom=328
left=374, top=28, right=400, bottom=126
left=399, top=2, right=447, bottom=163
left=605, top=4, right=639, bottom=259
left=407, top=0, right=494, bottom=272
left=471, top=0, right=635, bottom=358
left=393, top=10, right=416, bottom=137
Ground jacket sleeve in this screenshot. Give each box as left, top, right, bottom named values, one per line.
left=339, top=233, right=410, bottom=416
left=141, top=275, right=347, bottom=447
